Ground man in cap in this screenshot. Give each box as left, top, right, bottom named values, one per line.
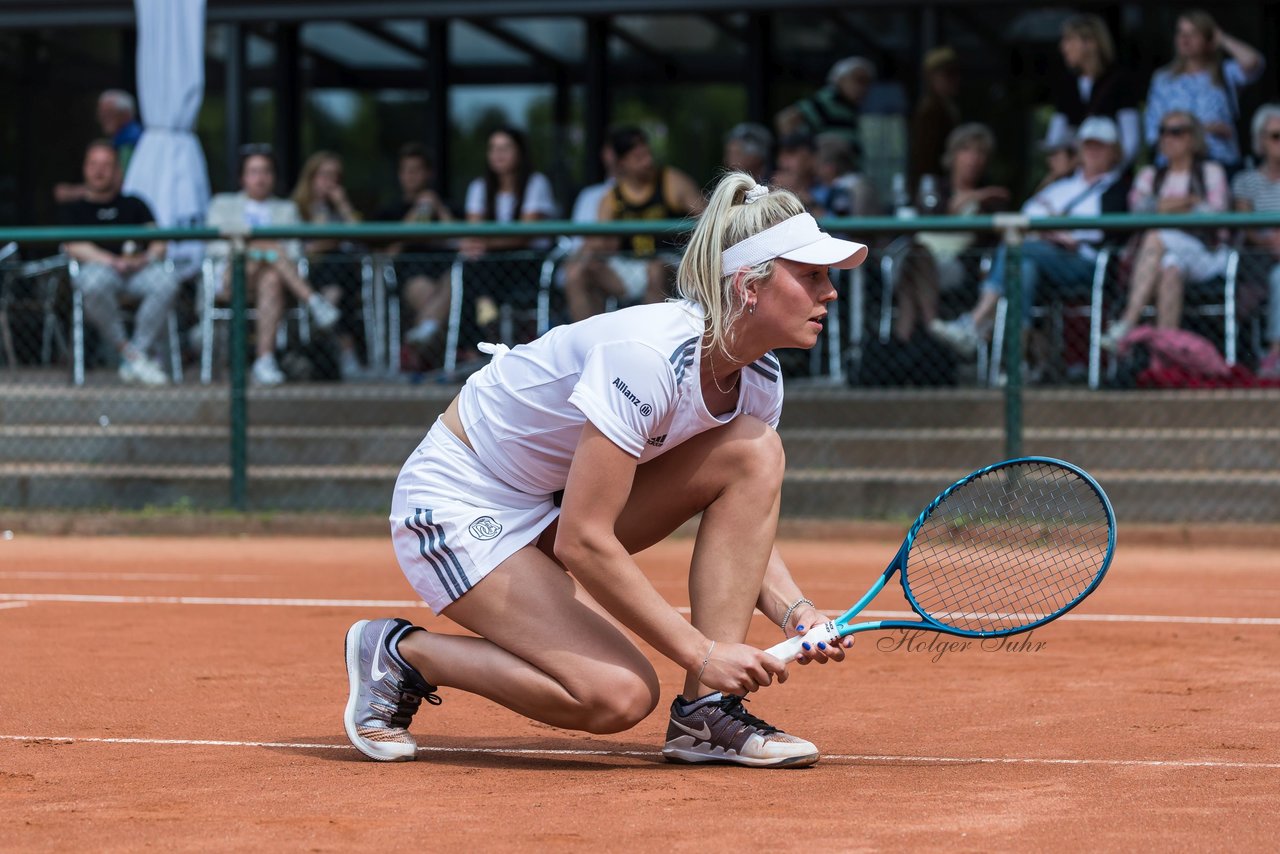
left=930, top=116, right=1130, bottom=360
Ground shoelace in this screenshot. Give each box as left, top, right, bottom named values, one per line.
left=717, top=694, right=780, bottom=735
left=386, top=677, right=441, bottom=727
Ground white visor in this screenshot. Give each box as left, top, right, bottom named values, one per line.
left=721, top=213, right=869, bottom=273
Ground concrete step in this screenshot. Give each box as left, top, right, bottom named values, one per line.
left=0, top=463, right=397, bottom=513
left=7, top=424, right=1276, bottom=474
left=0, top=384, right=452, bottom=427
left=782, top=389, right=1280, bottom=430
left=0, top=425, right=425, bottom=467
left=4, top=385, right=1280, bottom=430
left=782, top=467, right=1280, bottom=524
left=781, top=427, right=1280, bottom=472
left=4, top=462, right=1277, bottom=522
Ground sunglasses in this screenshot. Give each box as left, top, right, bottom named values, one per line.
left=1159, top=125, right=1192, bottom=137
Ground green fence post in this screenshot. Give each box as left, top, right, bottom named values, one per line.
left=998, top=214, right=1027, bottom=460
left=229, top=239, right=248, bottom=511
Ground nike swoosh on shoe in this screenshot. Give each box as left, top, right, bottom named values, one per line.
left=371, top=624, right=392, bottom=681
left=670, top=720, right=712, bottom=741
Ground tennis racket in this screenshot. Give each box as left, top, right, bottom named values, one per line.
left=767, top=456, right=1115, bottom=661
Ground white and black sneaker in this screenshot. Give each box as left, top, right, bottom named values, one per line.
left=343, top=618, right=440, bottom=761
left=928, top=315, right=982, bottom=358
left=661, top=693, right=819, bottom=768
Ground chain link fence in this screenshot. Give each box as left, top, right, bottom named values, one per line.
left=1, top=215, right=1277, bottom=523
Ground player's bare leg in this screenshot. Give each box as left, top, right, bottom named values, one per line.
left=400, top=549, right=661, bottom=734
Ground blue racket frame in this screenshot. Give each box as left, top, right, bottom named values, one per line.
left=766, top=456, right=1116, bottom=660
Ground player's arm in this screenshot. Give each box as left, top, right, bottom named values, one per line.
left=555, top=424, right=705, bottom=666
left=63, top=240, right=118, bottom=265
left=555, top=424, right=786, bottom=694
left=757, top=546, right=848, bottom=664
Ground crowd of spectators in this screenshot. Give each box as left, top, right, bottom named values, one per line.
left=36, top=7, right=1280, bottom=386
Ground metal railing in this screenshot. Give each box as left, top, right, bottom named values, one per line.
left=2, top=212, right=1278, bottom=521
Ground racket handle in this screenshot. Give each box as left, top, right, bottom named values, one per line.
left=764, top=620, right=841, bottom=662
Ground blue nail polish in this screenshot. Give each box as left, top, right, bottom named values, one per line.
left=817, top=642, right=827, bottom=650
left=796, top=625, right=805, bottom=633
left=802, top=642, right=811, bottom=650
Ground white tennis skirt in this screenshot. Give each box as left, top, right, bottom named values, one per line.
left=389, top=418, right=561, bottom=613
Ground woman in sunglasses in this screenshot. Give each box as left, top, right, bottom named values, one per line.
left=1230, top=104, right=1280, bottom=378
left=1102, top=110, right=1231, bottom=349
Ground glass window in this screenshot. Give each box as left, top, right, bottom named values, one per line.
left=301, top=22, right=422, bottom=70
left=450, top=21, right=531, bottom=67
left=488, top=18, right=585, bottom=64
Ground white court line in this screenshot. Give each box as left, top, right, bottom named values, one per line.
left=0, top=571, right=263, bottom=583
left=1, top=734, right=1276, bottom=770
left=0, top=601, right=28, bottom=611
left=0, top=592, right=1276, bottom=627
left=0, top=593, right=427, bottom=608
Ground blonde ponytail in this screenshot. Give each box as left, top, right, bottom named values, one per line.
left=677, top=171, right=806, bottom=359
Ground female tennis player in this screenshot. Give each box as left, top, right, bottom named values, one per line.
left=343, top=171, right=867, bottom=768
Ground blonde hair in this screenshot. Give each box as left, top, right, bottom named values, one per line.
left=676, top=171, right=806, bottom=359
left=942, top=122, right=995, bottom=170
left=1168, top=10, right=1225, bottom=87
left=1062, top=13, right=1115, bottom=71
left=290, top=151, right=350, bottom=222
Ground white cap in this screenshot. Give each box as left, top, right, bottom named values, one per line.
left=828, top=57, right=876, bottom=85
left=1077, top=116, right=1119, bottom=145
left=721, top=213, right=869, bottom=272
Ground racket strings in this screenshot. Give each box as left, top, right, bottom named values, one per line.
left=905, top=462, right=1111, bottom=634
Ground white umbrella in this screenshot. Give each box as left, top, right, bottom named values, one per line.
left=123, top=0, right=210, bottom=281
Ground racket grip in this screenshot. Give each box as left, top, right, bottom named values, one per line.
left=764, top=621, right=841, bottom=662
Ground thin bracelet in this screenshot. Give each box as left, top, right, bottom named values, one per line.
left=696, top=640, right=716, bottom=684
left=780, top=597, right=815, bottom=636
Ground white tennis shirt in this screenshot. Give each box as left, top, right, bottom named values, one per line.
left=457, top=300, right=784, bottom=496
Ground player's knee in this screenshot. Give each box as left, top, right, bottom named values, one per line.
left=580, top=674, right=659, bottom=734
left=76, top=265, right=113, bottom=296
left=721, top=416, right=785, bottom=487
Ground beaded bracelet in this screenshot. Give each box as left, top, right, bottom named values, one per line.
left=780, top=597, right=815, bottom=636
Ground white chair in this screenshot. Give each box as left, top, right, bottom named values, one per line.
left=1086, top=245, right=1243, bottom=388
left=880, top=243, right=994, bottom=384
left=441, top=250, right=554, bottom=376
left=67, top=257, right=183, bottom=386
left=0, top=243, right=20, bottom=370
left=989, top=247, right=1112, bottom=388
left=197, top=256, right=312, bottom=384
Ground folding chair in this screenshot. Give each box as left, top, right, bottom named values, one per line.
left=67, top=257, right=183, bottom=386
left=880, top=242, right=994, bottom=385
left=0, top=243, right=19, bottom=370
left=197, top=256, right=312, bottom=384
left=442, top=250, right=551, bottom=376
left=990, top=246, right=1112, bottom=387
left=1089, top=244, right=1243, bottom=387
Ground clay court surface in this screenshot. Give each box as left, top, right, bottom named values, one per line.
left=2, top=532, right=1278, bottom=851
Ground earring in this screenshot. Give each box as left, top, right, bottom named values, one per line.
left=747, top=302, right=756, bottom=315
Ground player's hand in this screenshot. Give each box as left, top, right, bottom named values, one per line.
left=699, top=641, right=788, bottom=694
left=787, top=605, right=853, bottom=666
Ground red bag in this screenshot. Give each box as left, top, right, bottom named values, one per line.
left=1117, top=326, right=1232, bottom=378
